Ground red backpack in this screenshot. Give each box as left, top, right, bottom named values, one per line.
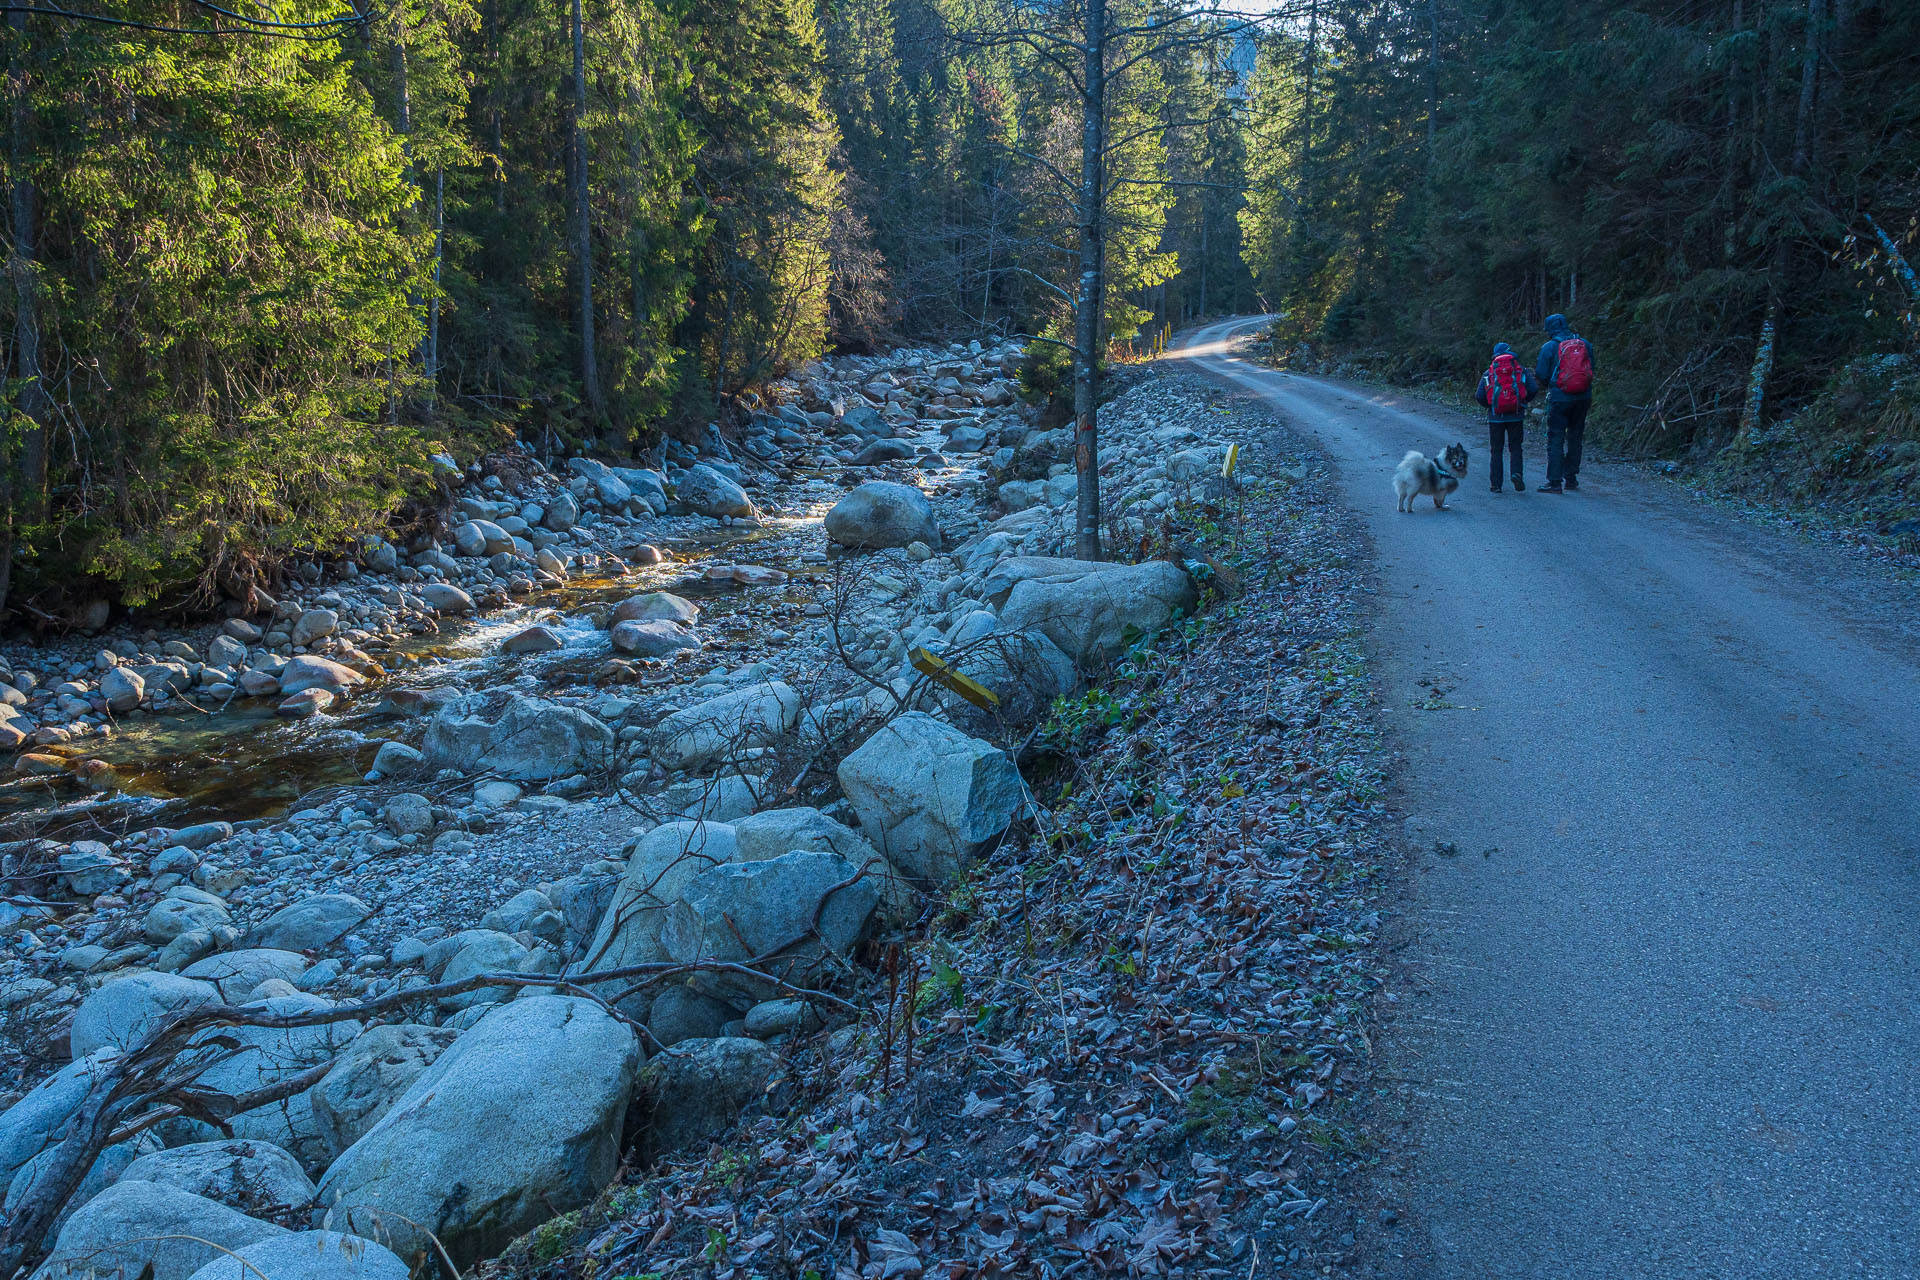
left=1486, top=353, right=1526, bottom=415
left=1553, top=336, right=1594, bottom=394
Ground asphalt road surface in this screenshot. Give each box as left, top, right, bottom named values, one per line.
left=1175, top=318, right=1920, bottom=1279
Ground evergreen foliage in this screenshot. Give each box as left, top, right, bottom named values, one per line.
left=1239, top=0, right=1920, bottom=461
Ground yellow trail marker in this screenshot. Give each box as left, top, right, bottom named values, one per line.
left=909, top=647, right=1001, bottom=710
left=1222, top=442, right=1240, bottom=478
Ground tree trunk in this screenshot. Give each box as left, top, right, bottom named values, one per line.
left=1425, top=0, right=1439, bottom=165
left=571, top=0, right=601, bottom=413
left=1291, top=0, right=1318, bottom=263
left=425, top=166, right=442, bottom=416
left=1072, top=0, right=1107, bottom=562
left=7, top=5, right=49, bottom=619
left=1197, top=212, right=1209, bottom=317
left=1742, top=0, right=1822, bottom=432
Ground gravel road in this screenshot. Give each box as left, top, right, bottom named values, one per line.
left=1178, top=317, right=1920, bottom=1279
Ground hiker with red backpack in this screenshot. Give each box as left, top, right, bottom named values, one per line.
left=1534, top=313, right=1596, bottom=492
left=1475, top=342, right=1537, bottom=492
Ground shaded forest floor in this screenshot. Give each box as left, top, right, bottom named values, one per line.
left=492, top=374, right=1403, bottom=1279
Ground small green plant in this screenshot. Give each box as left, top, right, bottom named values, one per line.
left=525, top=1211, right=583, bottom=1263
left=916, top=948, right=965, bottom=1011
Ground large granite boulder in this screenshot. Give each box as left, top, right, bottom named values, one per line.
left=158, top=994, right=362, bottom=1173
left=314, top=997, right=641, bottom=1269
left=69, top=972, right=220, bottom=1058
left=573, top=821, right=744, bottom=1021
left=183, top=1231, right=408, bottom=1280
left=648, top=681, right=801, bottom=772
left=610, top=591, right=699, bottom=626
left=0, top=1049, right=123, bottom=1188
left=661, top=851, right=880, bottom=1006
left=836, top=712, right=1026, bottom=883
left=480, top=695, right=615, bottom=781
left=672, top=465, right=755, bottom=520
left=309, top=1024, right=459, bottom=1164
left=997, top=559, right=1198, bottom=666
left=32, top=1180, right=286, bottom=1280
left=824, top=481, right=940, bottom=549
left=633, top=1037, right=786, bottom=1156
left=119, top=1139, right=316, bottom=1215
left=247, top=894, right=371, bottom=953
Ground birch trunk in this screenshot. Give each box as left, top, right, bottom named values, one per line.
left=571, top=0, right=601, bottom=412
left=1071, top=0, right=1107, bottom=562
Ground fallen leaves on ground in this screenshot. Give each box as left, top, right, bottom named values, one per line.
left=493, top=374, right=1394, bottom=1280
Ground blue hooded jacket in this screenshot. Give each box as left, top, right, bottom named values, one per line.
left=1535, top=314, right=1595, bottom=403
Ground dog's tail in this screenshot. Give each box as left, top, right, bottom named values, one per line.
left=1399, top=449, right=1427, bottom=468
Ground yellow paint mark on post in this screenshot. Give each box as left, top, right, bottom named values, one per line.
left=1222, top=443, right=1240, bottom=478
left=910, top=647, right=1001, bottom=710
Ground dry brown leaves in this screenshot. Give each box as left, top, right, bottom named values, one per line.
left=501, top=376, right=1392, bottom=1280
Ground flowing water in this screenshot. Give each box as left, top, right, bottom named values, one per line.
left=1, top=518, right=835, bottom=836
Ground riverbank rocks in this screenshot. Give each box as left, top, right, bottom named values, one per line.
left=119, top=1139, right=316, bottom=1213
left=70, top=972, right=220, bottom=1057
left=180, top=948, right=308, bottom=1000
left=421, top=704, right=491, bottom=772
left=824, top=481, right=940, bottom=549
left=277, top=689, right=334, bottom=718
left=933, top=611, right=1079, bottom=729
left=3, top=1134, right=154, bottom=1235
left=247, top=893, right=371, bottom=953
left=611, top=618, right=702, bottom=658
left=997, top=559, right=1198, bottom=666
left=649, top=681, right=801, bottom=772
left=0, top=1049, right=122, bottom=1187
left=837, top=712, right=1026, bottom=883
left=731, top=806, right=912, bottom=918
left=290, top=609, right=338, bottom=647
left=502, top=624, right=565, bottom=654
left=101, top=666, right=144, bottom=712
left=33, top=1180, right=287, bottom=1280
left=184, top=1231, right=407, bottom=1280
left=59, top=843, right=131, bottom=896
left=453, top=520, right=513, bottom=558
left=661, top=850, right=880, bottom=1006
left=574, top=821, right=743, bottom=1020
left=479, top=695, right=614, bottom=780
left=369, top=741, right=424, bottom=777
left=634, top=1037, right=786, bottom=1156
left=673, top=464, right=755, bottom=520
left=277, top=656, right=365, bottom=699
left=382, top=793, right=433, bottom=836
left=310, top=1024, right=458, bottom=1163
left=160, top=993, right=361, bottom=1171
left=611, top=590, right=699, bottom=626
left=315, top=996, right=642, bottom=1269
left=417, top=582, right=476, bottom=614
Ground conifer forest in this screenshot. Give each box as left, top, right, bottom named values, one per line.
left=4, top=0, right=1914, bottom=613
left=0, top=4, right=1918, bottom=1278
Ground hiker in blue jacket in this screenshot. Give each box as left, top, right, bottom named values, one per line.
left=1475, top=343, right=1537, bottom=492
left=1535, top=314, right=1596, bottom=492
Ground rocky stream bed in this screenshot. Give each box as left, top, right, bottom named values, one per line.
left=0, top=343, right=1371, bottom=1280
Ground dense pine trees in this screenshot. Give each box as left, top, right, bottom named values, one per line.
left=1239, top=0, right=1920, bottom=469
left=26, top=0, right=1910, bottom=612
left=2, top=0, right=1261, bottom=612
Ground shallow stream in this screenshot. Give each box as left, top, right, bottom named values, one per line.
left=1, top=519, right=833, bottom=834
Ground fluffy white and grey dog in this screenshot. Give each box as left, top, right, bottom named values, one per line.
left=1393, top=443, right=1469, bottom=512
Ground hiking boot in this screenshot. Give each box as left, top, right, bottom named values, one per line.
left=1564, top=476, right=1580, bottom=491
left=1513, top=478, right=1526, bottom=491
left=1539, top=482, right=1564, bottom=493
